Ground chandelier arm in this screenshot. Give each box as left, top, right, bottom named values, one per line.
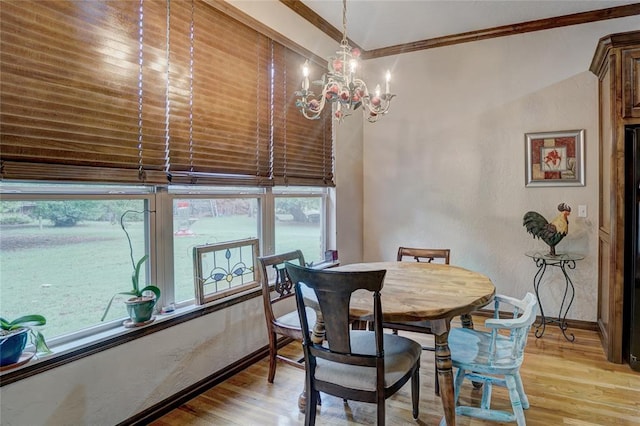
left=301, top=92, right=327, bottom=120
left=350, top=78, right=370, bottom=95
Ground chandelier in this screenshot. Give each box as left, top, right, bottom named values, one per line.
left=296, top=0, right=395, bottom=123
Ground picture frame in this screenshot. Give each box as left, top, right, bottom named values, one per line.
left=524, top=129, right=585, bottom=187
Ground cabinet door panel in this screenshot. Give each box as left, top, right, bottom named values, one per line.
left=623, top=48, right=640, bottom=118
left=601, top=69, right=612, bottom=227
left=599, top=235, right=611, bottom=345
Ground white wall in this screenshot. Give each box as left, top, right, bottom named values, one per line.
left=1, top=299, right=268, bottom=425
left=334, top=116, right=365, bottom=264
left=361, top=17, right=640, bottom=322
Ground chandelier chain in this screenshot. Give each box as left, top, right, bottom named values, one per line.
left=341, top=0, right=348, bottom=46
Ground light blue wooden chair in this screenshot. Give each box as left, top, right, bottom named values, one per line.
left=442, top=293, right=537, bottom=426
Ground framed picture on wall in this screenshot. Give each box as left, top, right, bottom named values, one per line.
left=524, top=129, right=585, bottom=187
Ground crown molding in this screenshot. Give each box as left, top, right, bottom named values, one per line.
left=279, top=1, right=640, bottom=59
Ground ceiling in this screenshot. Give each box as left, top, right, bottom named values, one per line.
left=299, top=0, right=640, bottom=52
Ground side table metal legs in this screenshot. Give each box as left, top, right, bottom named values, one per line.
left=531, top=256, right=576, bottom=342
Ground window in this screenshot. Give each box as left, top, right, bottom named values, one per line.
left=0, top=0, right=336, bottom=368
left=0, top=183, right=155, bottom=342
left=0, top=182, right=331, bottom=346
left=169, top=189, right=262, bottom=304
left=274, top=187, right=326, bottom=264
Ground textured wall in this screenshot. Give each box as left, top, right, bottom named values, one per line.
left=0, top=298, right=268, bottom=425
left=361, top=17, right=640, bottom=322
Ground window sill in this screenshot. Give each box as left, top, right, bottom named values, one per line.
left=0, top=287, right=262, bottom=387
left=310, top=260, right=340, bottom=269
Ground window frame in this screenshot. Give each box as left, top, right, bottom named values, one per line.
left=272, top=187, right=329, bottom=264
left=162, top=186, right=266, bottom=307
left=0, top=181, right=333, bottom=385
left=0, top=183, right=158, bottom=347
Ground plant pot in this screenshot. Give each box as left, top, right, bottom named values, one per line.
left=125, top=296, right=157, bottom=323
left=0, top=327, right=29, bottom=366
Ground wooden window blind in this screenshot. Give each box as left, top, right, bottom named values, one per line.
left=0, top=0, right=334, bottom=187
left=166, top=0, right=271, bottom=186
left=0, top=0, right=168, bottom=183
left=272, top=44, right=333, bottom=187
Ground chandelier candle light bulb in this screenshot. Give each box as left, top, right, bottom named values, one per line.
left=295, top=0, right=395, bottom=123
left=386, top=70, right=390, bottom=94
left=302, top=61, right=310, bottom=91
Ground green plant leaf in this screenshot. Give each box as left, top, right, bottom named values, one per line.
left=140, top=285, right=161, bottom=301
left=100, top=294, right=119, bottom=322
left=131, top=254, right=149, bottom=294
left=9, top=314, right=46, bottom=328
left=0, top=315, right=46, bottom=330
left=100, top=290, right=139, bottom=321
left=32, top=330, right=52, bottom=354
left=0, top=318, right=11, bottom=330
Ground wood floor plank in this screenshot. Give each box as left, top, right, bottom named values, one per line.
left=151, top=318, right=640, bottom=425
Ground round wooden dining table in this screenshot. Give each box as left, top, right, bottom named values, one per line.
left=331, top=261, right=496, bottom=426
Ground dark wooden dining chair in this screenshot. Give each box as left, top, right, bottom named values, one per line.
left=285, top=262, right=421, bottom=426
left=382, top=246, right=450, bottom=396
left=258, top=250, right=316, bottom=383
left=396, top=246, right=451, bottom=265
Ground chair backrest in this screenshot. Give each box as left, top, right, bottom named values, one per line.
left=485, top=293, right=538, bottom=366
left=257, top=250, right=306, bottom=325
left=397, top=247, right=450, bottom=264
left=285, top=262, right=387, bottom=363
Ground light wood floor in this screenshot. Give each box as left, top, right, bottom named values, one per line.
left=151, top=318, right=640, bottom=425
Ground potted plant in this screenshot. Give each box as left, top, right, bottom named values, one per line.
left=101, top=210, right=161, bottom=325
left=0, top=315, right=51, bottom=367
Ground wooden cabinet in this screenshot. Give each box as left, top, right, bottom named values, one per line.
left=590, top=31, right=640, bottom=363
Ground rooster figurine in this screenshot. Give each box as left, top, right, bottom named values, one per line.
left=523, top=203, right=571, bottom=256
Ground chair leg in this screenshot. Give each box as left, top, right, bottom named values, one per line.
left=453, top=367, right=465, bottom=404
left=514, top=372, right=530, bottom=409
left=411, top=365, right=420, bottom=420
left=423, top=343, right=440, bottom=395
left=505, top=374, right=526, bottom=426
left=306, top=384, right=318, bottom=426
left=377, top=395, right=386, bottom=426
left=480, top=380, right=493, bottom=410
left=267, top=331, right=278, bottom=383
